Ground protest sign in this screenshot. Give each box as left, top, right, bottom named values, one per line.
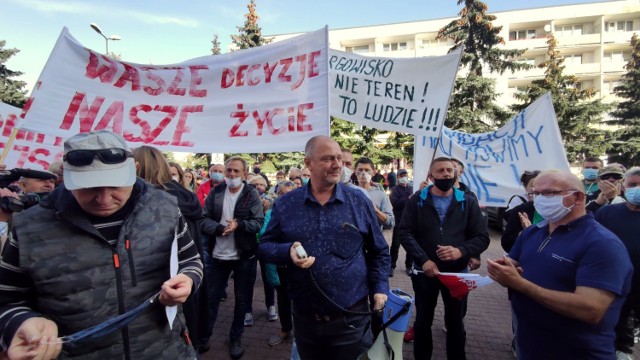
left=0, top=102, right=63, bottom=170
left=329, top=48, right=461, bottom=135
left=18, top=27, right=329, bottom=153
left=413, top=93, right=571, bottom=206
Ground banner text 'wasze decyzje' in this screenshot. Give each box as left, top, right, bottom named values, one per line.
left=413, top=93, right=571, bottom=207
left=18, top=27, right=329, bottom=153
left=329, top=48, right=461, bottom=135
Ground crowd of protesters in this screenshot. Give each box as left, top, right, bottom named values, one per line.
left=0, top=130, right=637, bottom=360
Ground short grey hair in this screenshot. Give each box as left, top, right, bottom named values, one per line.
left=624, top=166, right=640, bottom=180
left=304, top=135, right=333, bottom=160
left=225, top=156, right=247, bottom=173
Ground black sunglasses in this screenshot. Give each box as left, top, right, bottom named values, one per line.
left=64, top=148, right=133, bottom=167
left=599, top=173, right=623, bottom=181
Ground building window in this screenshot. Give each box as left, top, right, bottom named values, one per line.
left=555, top=24, right=583, bottom=37
left=422, top=38, right=450, bottom=48
left=605, top=20, right=633, bottom=32
left=509, top=29, right=536, bottom=41
left=382, top=41, right=408, bottom=51
left=604, top=80, right=622, bottom=94
left=563, top=53, right=583, bottom=65
left=345, top=45, right=370, bottom=54
left=603, top=50, right=631, bottom=63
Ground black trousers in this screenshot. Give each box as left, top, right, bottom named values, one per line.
left=293, top=303, right=373, bottom=360
left=275, top=265, right=293, bottom=333
left=615, top=284, right=639, bottom=354
left=412, top=274, right=467, bottom=360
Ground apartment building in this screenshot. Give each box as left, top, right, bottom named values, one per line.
left=270, top=0, right=640, bottom=108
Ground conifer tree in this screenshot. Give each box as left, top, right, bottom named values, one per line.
left=438, top=0, right=532, bottom=132
left=231, top=0, right=271, bottom=50
left=211, top=34, right=222, bottom=55
left=607, top=33, right=640, bottom=166
left=512, top=35, right=609, bottom=163
left=0, top=40, right=27, bottom=107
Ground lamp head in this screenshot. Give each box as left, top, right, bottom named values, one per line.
left=90, top=23, right=103, bottom=35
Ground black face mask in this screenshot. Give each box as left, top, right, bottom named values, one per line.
left=253, top=167, right=261, bottom=174
left=433, top=177, right=456, bottom=192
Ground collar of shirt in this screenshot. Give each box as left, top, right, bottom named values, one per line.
left=303, top=183, right=346, bottom=206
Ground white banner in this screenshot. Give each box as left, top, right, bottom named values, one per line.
left=413, top=93, right=571, bottom=207
left=329, top=48, right=461, bottom=135
left=18, top=27, right=329, bottom=153
left=0, top=102, right=63, bottom=170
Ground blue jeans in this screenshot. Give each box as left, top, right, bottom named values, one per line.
left=411, top=273, right=467, bottom=360
left=206, top=257, right=257, bottom=340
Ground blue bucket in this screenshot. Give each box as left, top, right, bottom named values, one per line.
left=382, top=288, right=413, bottom=332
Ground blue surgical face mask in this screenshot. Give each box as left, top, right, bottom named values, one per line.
left=625, top=187, right=640, bottom=205
left=583, top=168, right=598, bottom=181
left=302, top=177, right=309, bottom=185
left=210, top=172, right=224, bottom=183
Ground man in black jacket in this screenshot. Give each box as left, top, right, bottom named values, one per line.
left=200, top=156, right=264, bottom=360
left=398, top=157, right=489, bottom=360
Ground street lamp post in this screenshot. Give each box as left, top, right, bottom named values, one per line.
left=89, top=23, right=121, bottom=54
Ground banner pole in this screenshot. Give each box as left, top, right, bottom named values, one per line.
left=0, top=128, right=18, bottom=165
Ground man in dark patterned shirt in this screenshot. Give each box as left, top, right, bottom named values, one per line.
left=259, top=135, right=390, bottom=360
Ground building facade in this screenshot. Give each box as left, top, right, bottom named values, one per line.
left=271, top=0, right=640, bottom=109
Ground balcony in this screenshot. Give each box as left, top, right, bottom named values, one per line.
left=504, top=36, right=549, bottom=50
left=602, top=62, right=627, bottom=73
left=555, top=33, right=601, bottom=46
left=602, top=31, right=634, bottom=44
left=564, top=62, right=600, bottom=75
left=508, top=66, right=546, bottom=79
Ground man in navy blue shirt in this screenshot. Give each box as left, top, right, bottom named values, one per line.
left=488, top=170, right=633, bottom=360
left=259, top=135, right=390, bottom=360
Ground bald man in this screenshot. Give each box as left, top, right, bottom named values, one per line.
left=487, top=170, right=633, bottom=360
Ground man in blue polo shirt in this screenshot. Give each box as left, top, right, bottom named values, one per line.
left=258, top=135, right=390, bottom=360
left=487, top=170, right=633, bottom=360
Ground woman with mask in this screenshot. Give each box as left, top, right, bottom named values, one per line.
left=501, top=170, right=542, bottom=252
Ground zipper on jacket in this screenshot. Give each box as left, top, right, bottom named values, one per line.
left=112, top=248, right=132, bottom=360
left=125, top=239, right=137, bottom=287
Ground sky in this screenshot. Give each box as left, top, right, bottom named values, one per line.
left=2, top=0, right=607, bottom=93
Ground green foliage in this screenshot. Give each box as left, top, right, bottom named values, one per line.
left=607, top=33, right=640, bottom=166
left=0, top=40, right=27, bottom=107
left=511, top=35, right=610, bottom=164
left=231, top=0, right=272, bottom=50
left=438, top=0, right=532, bottom=132
left=211, top=34, right=222, bottom=55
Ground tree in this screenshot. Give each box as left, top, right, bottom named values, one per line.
left=0, top=40, right=28, bottom=107
left=231, top=0, right=272, bottom=50
left=438, top=0, right=532, bottom=132
left=211, top=34, right=222, bottom=55
left=512, top=35, right=609, bottom=163
left=607, top=33, right=640, bottom=166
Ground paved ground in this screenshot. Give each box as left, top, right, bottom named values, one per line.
left=200, top=229, right=638, bottom=360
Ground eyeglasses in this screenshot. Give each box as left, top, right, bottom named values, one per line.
left=598, top=173, right=623, bottom=181
left=64, top=148, right=133, bottom=167
left=527, top=189, right=578, bottom=198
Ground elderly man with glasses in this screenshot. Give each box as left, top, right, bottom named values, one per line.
left=488, top=170, right=633, bottom=360
left=0, top=130, right=203, bottom=360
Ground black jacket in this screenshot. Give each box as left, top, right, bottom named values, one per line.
left=200, top=182, right=264, bottom=259
left=397, top=185, right=490, bottom=272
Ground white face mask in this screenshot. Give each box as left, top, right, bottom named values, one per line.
left=225, top=177, right=242, bottom=189
left=398, top=177, right=409, bottom=185
left=340, top=166, right=353, bottom=184
left=356, top=170, right=372, bottom=184
left=534, top=192, right=576, bottom=223
left=172, top=176, right=179, bottom=182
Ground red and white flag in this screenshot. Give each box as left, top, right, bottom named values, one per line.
left=437, top=273, right=494, bottom=300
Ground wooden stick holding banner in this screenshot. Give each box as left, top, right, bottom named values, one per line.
left=0, top=128, right=19, bottom=165
left=412, top=46, right=464, bottom=192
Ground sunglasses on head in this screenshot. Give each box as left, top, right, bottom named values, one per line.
left=64, top=148, right=133, bottom=167
left=598, top=173, right=623, bottom=181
